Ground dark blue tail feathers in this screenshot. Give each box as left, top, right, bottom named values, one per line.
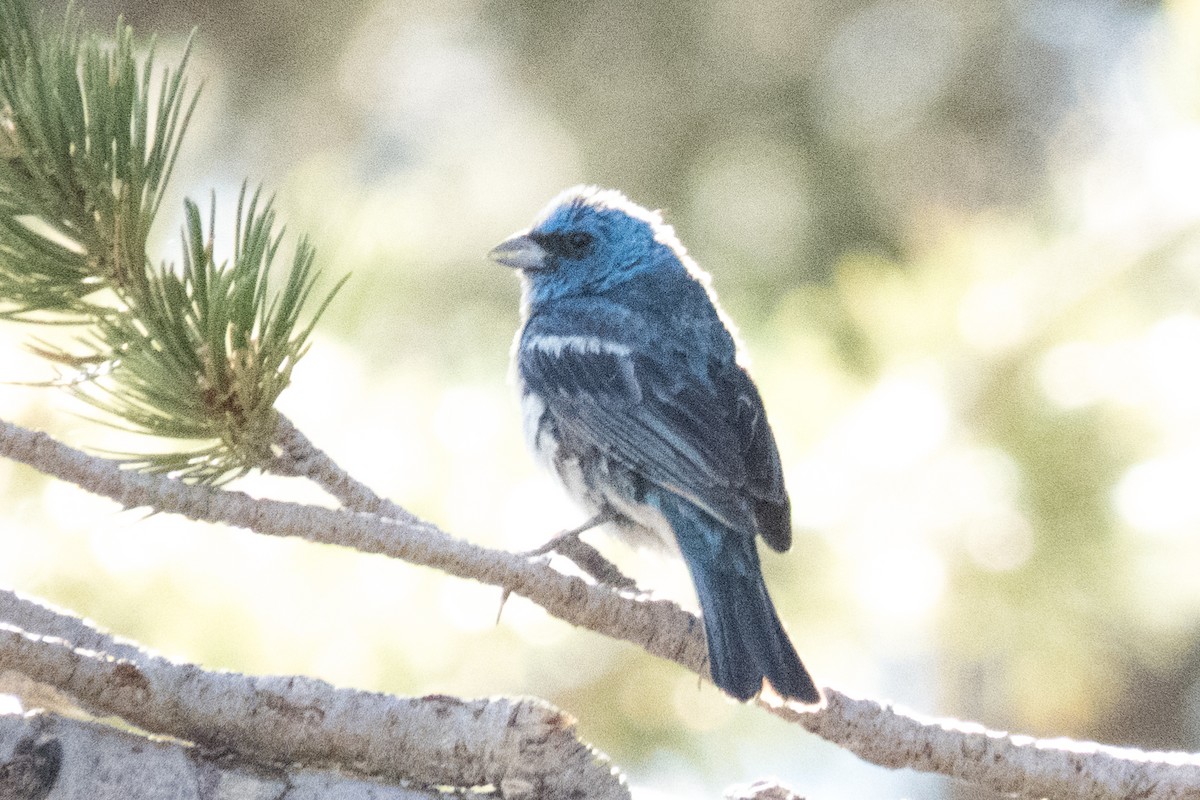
left=651, top=492, right=820, bottom=704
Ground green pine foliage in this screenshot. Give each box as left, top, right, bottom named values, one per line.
left=0, top=0, right=343, bottom=482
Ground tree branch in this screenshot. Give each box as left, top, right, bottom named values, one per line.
left=3, top=415, right=1200, bottom=799
left=0, top=708, right=454, bottom=799
left=0, top=416, right=711, bottom=673
left=0, top=592, right=628, bottom=799
left=270, top=415, right=639, bottom=587
left=0, top=588, right=148, bottom=663
left=771, top=692, right=1200, bottom=799
left=269, top=412, right=412, bottom=520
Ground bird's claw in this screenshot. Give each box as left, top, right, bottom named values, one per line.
left=521, top=513, right=640, bottom=590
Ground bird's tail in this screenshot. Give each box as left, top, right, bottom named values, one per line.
left=651, top=492, right=820, bottom=704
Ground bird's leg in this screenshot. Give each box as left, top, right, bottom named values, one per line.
left=497, top=513, right=638, bottom=624
left=523, top=512, right=613, bottom=557
left=549, top=534, right=639, bottom=591
left=524, top=512, right=637, bottom=587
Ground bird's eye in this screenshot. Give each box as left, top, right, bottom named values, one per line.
left=564, top=231, right=594, bottom=256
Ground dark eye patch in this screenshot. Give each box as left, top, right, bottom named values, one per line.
left=533, top=230, right=595, bottom=260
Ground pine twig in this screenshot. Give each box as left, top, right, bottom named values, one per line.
left=0, top=3, right=343, bottom=485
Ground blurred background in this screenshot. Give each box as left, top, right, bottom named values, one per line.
left=2, top=0, right=1199, bottom=797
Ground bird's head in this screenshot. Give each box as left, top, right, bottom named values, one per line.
left=489, top=186, right=687, bottom=304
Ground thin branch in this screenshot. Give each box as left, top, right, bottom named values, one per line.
left=271, top=416, right=637, bottom=587
left=0, top=597, right=628, bottom=799
left=4, top=416, right=1200, bottom=799
left=771, top=693, right=1200, bottom=800
left=269, top=412, right=412, bottom=520
left=0, top=588, right=148, bottom=663
left=0, top=415, right=711, bottom=682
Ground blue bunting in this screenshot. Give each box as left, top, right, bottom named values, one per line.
left=491, top=186, right=819, bottom=704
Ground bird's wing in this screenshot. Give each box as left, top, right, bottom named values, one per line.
left=519, top=325, right=790, bottom=548
left=726, top=366, right=792, bottom=551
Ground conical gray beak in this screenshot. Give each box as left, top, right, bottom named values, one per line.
left=488, top=233, right=550, bottom=271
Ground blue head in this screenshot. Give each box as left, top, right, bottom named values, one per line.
left=489, top=186, right=695, bottom=307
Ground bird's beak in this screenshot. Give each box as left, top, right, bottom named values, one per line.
left=488, top=233, right=549, bottom=271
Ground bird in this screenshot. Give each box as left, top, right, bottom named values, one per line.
left=489, top=185, right=820, bottom=704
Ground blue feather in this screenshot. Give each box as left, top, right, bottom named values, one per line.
left=492, top=185, right=820, bottom=704
left=648, top=489, right=816, bottom=702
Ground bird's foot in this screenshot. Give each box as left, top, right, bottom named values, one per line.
left=547, top=534, right=638, bottom=591
left=519, top=512, right=638, bottom=590
left=497, top=514, right=642, bottom=623
left=522, top=513, right=609, bottom=557
left=494, top=520, right=652, bottom=623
